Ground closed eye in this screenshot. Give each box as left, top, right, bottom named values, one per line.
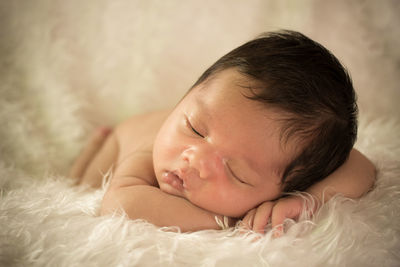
left=185, top=116, right=204, bottom=138
left=226, top=163, right=250, bottom=186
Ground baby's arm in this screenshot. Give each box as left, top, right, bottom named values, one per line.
left=242, top=148, right=376, bottom=234
left=100, top=153, right=226, bottom=232
left=306, top=148, right=376, bottom=201
left=101, top=177, right=224, bottom=232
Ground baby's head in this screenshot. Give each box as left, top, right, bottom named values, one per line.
left=192, top=30, right=358, bottom=192
left=153, top=30, right=357, bottom=217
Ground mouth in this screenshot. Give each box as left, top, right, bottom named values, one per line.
left=162, top=171, right=187, bottom=191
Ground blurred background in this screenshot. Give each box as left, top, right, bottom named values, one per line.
left=1, top=0, right=399, bottom=119
left=0, top=0, right=399, bottom=175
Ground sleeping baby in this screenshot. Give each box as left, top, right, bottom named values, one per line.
left=69, top=30, right=376, bottom=234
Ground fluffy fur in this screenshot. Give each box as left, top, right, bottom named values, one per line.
left=1, top=118, right=399, bottom=267
left=1, top=0, right=399, bottom=266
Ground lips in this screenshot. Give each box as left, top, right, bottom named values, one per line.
left=162, top=171, right=187, bottom=191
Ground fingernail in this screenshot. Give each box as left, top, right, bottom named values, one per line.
left=273, top=225, right=283, bottom=238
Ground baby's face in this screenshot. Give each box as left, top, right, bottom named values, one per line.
left=153, top=69, right=297, bottom=218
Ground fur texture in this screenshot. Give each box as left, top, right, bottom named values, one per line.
left=0, top=0, right=399, bottom=266
left=1, top=119, right=399, bottom=267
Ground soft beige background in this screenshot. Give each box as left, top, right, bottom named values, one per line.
left=1, top=0, right=399, bottom=126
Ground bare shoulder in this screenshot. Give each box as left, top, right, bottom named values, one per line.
left=115, top=109, right=171, bottom=152
left=110, top=109, right=171, bottom=186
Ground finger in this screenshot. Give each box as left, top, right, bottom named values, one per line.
left=240, top=208, right=256, bottom=230
left=69, top=127, right=112, bottom=179
left=252, top=202, right=274, bottom=234
left=271, top=198, right=302, bottom=228
left=272, top=225, right=284, bottom=239
left=270, top=202, right=287, bottom=229
left=270, top=202, right=288, bottom=238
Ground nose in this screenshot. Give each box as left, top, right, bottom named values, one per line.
left=180, top=146, right=224, bottom=179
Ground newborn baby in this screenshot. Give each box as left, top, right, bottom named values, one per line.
left=70, top=30, right=375, bottom=233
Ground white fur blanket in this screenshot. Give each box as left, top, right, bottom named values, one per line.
left=1, top=119, right=399, bottom=267
left=1, top=1, right=399, bottom=266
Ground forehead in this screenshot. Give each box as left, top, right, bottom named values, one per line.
left=185, top=69, right=295, bottom=179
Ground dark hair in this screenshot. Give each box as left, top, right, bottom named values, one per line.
left=191, top=30, right=358, bottom=192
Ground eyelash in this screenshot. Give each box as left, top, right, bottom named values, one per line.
left=185, top=117, right=204, bottom=138
left=184, top=116, right=249, bottom=186
left=226, top=163, right=247, bottom=185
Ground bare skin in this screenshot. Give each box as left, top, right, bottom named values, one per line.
left=71, top=110, right=228, bottom=231
left=70, top=70, right=376, bottom=233
left=70, top=113, right=375, bottom=233
left=70, top=111, right=167, bottom=188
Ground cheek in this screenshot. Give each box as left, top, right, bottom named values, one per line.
left=207, top=182, right=247, bottom=210
left=213, top=183, right=268, bottom=216
left=153, top=121, right=183, bottom=169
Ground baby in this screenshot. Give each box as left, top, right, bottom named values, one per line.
left=70, top=30, right=375, bottom=233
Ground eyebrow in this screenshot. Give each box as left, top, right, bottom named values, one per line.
left=194, top=95, right=212, bottom=122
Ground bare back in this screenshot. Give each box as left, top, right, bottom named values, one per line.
left=77, top=109, right=170, bottom=187
left=112, top=110, right=170, bottom=186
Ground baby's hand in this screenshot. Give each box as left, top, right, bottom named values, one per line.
left=241, top=195, right=314, bottom=236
